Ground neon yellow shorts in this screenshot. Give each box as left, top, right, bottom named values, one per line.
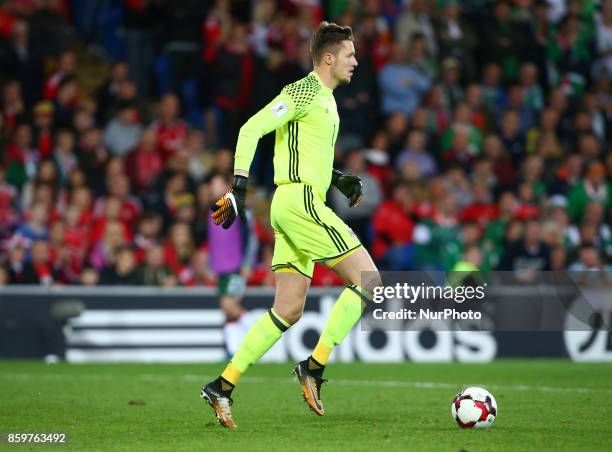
left=270, top=183, right=362, bottom=278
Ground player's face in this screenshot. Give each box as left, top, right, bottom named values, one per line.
left=332, top=40, right=358, bottom=85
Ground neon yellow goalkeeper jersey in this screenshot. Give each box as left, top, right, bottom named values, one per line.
left=234, top=71, right=339, bottom=197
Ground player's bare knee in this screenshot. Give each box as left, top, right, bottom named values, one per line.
left=284, top=309, right=302, bottom=325
left=362, top=271, right=383, bottom=300
left=272, top=304, right=303, bottom=325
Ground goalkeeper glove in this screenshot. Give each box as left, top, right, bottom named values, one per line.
left=331, top=169, right=363, bottom=208
left=211, top=175, right=248, bottom=229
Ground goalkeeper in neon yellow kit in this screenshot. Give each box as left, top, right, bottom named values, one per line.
left=201, top=21, right=382, bottom=428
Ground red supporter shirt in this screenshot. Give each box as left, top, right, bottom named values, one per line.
left=372, top=201, right=414, bottom=258
left=461, top=203, right=499, bottom=226
left=151, top=120, right=188, bottom=162
left=311, top=263, right=344, bottom=287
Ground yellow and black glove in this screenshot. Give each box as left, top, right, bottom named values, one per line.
left=211, top=175, right=248, bottom=229
left=331, top=169, right=362, bottom=208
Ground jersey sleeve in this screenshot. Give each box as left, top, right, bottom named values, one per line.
left=234, top=77, right=321, bottom=174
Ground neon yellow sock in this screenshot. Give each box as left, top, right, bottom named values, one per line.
left=228, top=308, right=290, bottom=376
left=317, top=285, right=369, bottom=359
left=220, top=362, right=241, bottom=386
left=311, top=342, right=332, bottom=366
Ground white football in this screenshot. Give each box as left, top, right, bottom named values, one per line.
left=451, top=386, right=497, bottom=429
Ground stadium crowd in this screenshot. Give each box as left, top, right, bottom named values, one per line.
left=1, top=0, right=612, bottom=287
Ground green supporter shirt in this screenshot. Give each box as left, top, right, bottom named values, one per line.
left=234, top=71, right=339, bottom=198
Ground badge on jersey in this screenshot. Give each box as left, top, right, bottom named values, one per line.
left=271, top=101, right=290, bottom=118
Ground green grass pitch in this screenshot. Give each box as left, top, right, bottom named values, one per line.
left=1, top=360, right=611, bottom=451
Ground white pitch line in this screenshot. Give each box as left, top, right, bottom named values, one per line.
left=0, top=372, right=611, bottom=395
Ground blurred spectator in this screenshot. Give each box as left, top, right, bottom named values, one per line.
left=480, top=62, right=506, bottom=113
left=20, top=158, right=58, bottom=212
left=32, top=101, right=54, bottom=159
left=413, top=192, right=461, bottom=270
left=182, top=129, right=210, bottom=184
left=164, top=221, right=195, bottom=282
left=102, top=101, right=143, bottom=156
left=125, top=128, right=162, bottom=194
left=28, top=0, right=70, bottom=59
left=482, top=191, right=517, bottom=270
left=441, top=102, right=483, bottom=165
left=549, top=13, right=594, bottom=97
left=497, top=219, right=551, bottom=271
left=568, top=161, right=611, bottom=223
left=332, top=149, right=382, bottom=248
left=52, top=75, right=79, bottom=129
left=519, top=63, right=545, bottom=113
left=96, top=60, right=129, bottom=123
left=139, top=243, right=176, bottom=286
left=464, top=83, right=489, bottom=131
left=14, top=201, right=49, bottom=244
left=481, top=0, right=530, bottom=82
left=77, top=127, right=108, bottom=192
left=526, top=107, right=561, bottom=155
left=159, top=0, right=205, bottom=95
left=595, top=0, right=612, bottom=78
left=5, top=238, right=27, bottom=283
left=499, top=109, right=525, bottom=164
left=100, top=245, right=140, bottom=285
left=395, top=0, right=437, bottom=57
left=133, top=210, right=163, bottom=262
left=99, top=173, right=142, bottom=229
left=79, top=266, right=99, bottom=286
left=434, top=0, right=477, bottom=81
left=151, top=93, right=188, bottom=162
left=22, top=239, right=56, bottom=285
left=334, top=39, right=378, bottom=151
left=569, top=244, right=610, bottom=271
left=451, top=244, right=482, bottom=272
left=438, top=57, right=463, bottom=112
left=211, top=21, right=254, bottom=148
left=378, top=42, right=431, bottom=118
left=461, top=180, right=497, bottom=227
left=183, top=247, right=216, bottom=287
left=53, top=129, right=77, bottom=185
left=90, top=219, right=129, bottom=270
left=0, top=166, right=19, bottom=235
left=249, top=0, right=276, bottom=57
left=441, top=221, right=481, bottom=271
left=0, top=18, right=44, bottom=106
left=1, top=80, right=25, bottom=131
left=372, top=182, right=414, bottom=269
left=395, top=129, right=438, bottom=178
left=4, top=122, right=35, bottom=190
left=548, top=153, right=583, bottom=196
left=122, top=0, right=161, bottom=99
left=44, top=50, right=76, bottom=100
left=505, top=84, right=536, bottom=134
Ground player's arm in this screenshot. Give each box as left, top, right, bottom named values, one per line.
left=212, top=90, right=297, bottom=228
left=234, top=91, right=297, bottom=176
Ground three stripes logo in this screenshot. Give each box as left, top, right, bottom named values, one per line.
left=303, top=185, right=348, bottom=253
left=288, top=122, right=301, bottom=183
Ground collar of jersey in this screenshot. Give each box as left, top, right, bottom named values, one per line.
left=310, top=71, right=333, bottom=94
